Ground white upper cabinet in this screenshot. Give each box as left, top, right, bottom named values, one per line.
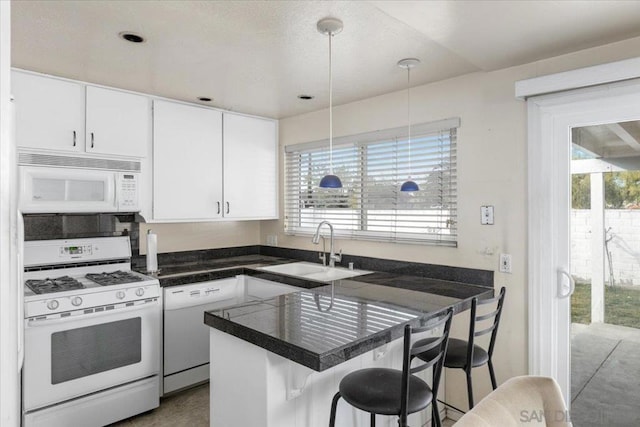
left=13, top=71, right=85, bottom=152
left=85, top=86, right=150, bottom=158
left=153, top=100, right=223, bottom=221
left=13, top=71, right=278, bottom=223
left=223, top=113, right=278, bottom=220
left=151, top=106, right=277, bottom=222
left=12, top=70, right=149, bottom=158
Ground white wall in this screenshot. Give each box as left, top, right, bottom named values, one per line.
left=138, top=221, right=260, bottom=254
left=260, top=36, right=640, bottom=410
left=571, top=209, right=640, bottom=286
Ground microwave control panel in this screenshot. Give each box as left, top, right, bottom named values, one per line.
left=118, top=173, right=139, bottom=210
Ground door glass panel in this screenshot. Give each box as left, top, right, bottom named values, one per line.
left=67, top=179, right=105, bottom=201
left=570, top=120, right=640, bottom=426
left=32, top=178, right=65, bottom=201
left=51, top=317, right=141, bottom=384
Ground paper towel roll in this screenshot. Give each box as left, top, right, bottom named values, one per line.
left=146, top=230, right=158, bottom=273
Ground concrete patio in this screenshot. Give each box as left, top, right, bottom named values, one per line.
left=571, top=322, right=640, bottom=427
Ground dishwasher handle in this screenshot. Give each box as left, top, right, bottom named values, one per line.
left=163, top=279, right=239, bottom=311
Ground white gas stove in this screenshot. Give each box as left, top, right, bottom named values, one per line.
left=22, top=236, right=161, bottom=427
left=24, top=237, right=160, bottom=318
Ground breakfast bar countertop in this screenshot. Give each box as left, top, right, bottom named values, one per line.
left=199, top=264, right=493, bottom=371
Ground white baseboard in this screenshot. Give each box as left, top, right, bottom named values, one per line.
left=445, top=406, right=464, bottom=422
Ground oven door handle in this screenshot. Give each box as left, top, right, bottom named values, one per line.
left=25, top=299, right=159, bottom=328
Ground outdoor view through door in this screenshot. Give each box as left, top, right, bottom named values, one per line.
left=570, top=120, right=640, bottom=427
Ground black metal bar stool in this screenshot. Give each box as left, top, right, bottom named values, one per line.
left=328, top=308, right=453, bottom=427
left=415, top=287, right=506, bottom=411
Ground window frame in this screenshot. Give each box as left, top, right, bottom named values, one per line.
left=284, top=118, right=459, bottom=246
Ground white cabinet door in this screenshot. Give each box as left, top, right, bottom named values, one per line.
left=12, top=71, right=84, bottom=152
left=153, top=100, right=223, bottom=221
left=86, top=86, right=149, bottom=158
left=223, top=113, right=277, bottom=219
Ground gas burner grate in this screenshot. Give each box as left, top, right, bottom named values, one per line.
left=25, top=276, right=85, bottom=294
left=85, top=271, right=144, bottom=286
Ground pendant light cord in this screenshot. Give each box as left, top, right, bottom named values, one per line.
left=329, top=32, right=334, bottom=175
left=407, top=66, right=412, bottom=179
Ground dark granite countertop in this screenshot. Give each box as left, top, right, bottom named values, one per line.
left=203, top=268, right=492, bottom=371
left=145, top=251, right=493, bottom=371
left=148, top=254, right=289, bottom=281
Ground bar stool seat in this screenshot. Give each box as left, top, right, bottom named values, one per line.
left=417, top=338, right=489, bottom=369
left=415, top=287, right=506, bottom=411
left=328, top=309, right=454, bottom=427
left=338, top=368, right=433, bottom=415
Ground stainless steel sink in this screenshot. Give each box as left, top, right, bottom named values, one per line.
left=258, top=262, right=371, bottom=282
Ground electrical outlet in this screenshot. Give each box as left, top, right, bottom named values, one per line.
left=499, top=253, right=512, bottom=273
left=266, top=235, right=278, bottom=246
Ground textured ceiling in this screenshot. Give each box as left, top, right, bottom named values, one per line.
left=11, top=1, right=640, bottom=119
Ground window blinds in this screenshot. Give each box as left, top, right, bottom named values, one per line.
left=284, top=118, right=459, bottom=246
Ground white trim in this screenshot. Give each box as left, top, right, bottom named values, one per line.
left=0, top=2, right=20, bottom=426
left=590, top=173, right=605, bottom=324
left=571, top=157, right=640, bottom=174
left=516, top=56, right=640, bottom=100
left=444, top=407, right=463, bottom=422
left=527, top=77, right=640, bottom=404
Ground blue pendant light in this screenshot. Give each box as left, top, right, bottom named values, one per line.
left=318, top=18, right=343, bottom=189
left=319, top=174, right=342, bottom=188
left=400, top=180, right=419, bottom=192
left=398, top=58, right=420, bottom=192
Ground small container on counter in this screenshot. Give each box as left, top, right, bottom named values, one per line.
left=146, top=229, right=158, bottom=274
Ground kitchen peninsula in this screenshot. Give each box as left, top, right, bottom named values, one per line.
left=199, top=262, right=493, bottom=427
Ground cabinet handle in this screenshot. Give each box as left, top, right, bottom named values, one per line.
left=226, top=202, right=230, bottom=214
left=73, top=130, right=77, bottom=147
left=90, top=132, right=95, bottom=148
left=217, top=201, right=221, bottom=215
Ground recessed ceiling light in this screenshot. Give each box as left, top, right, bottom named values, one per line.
left=119, top=32, right=145, bottom=43
left=197, top=97, right=212, bottom=102
left=298, top=95, right=314, bottom=100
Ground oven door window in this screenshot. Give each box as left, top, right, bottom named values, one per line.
left=51, top=317, right=141, bottom=384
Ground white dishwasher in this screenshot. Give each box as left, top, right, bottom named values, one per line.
left=163, top=277, right=241, bottom=394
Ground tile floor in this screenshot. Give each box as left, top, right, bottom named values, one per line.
left=110, top=383, right=456, bottom=426
left=109, top=383, right=209, bottom=426
left=571, top=322, right=640, bottom=427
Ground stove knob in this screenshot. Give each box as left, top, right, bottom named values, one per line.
left=135, top=288, right=145, bottom=297
left=116, top=291, right=126, bottom=300
left=72, top=296, right=83, bottom=307
left=47, top=300, right=59, bottom=311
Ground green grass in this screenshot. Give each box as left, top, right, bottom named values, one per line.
left=571, top=282, right=640, bottom=329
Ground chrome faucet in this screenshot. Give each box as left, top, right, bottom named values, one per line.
left=312, top=220, right=342, bottom=267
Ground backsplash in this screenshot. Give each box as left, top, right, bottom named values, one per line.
left=132, top=244, right=494, bottom=287
left=23, top=213, right=494, bottom=287
left=261, top=246, right=494, bottom=287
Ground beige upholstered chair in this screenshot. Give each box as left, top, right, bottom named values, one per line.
left=454, top=376, right=572, bottom=427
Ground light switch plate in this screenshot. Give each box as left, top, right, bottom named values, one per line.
left=481, top=205, right=494, bottom=225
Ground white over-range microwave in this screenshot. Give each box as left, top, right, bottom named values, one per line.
left=19, top=153, right=140, bottom=213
